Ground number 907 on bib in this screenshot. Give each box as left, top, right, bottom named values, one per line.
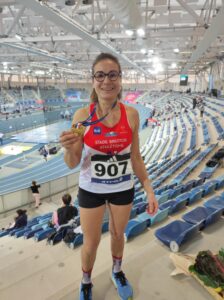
left=90, top=154, right=132, bottom=185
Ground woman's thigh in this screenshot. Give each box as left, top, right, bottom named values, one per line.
left=80, top=205, right=106, bottom=243
left=108, top=203, right=132, bottom=235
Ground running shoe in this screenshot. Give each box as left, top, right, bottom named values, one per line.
left=79, top=282, right=92, bottom=300
left=111, top=271, right=133, bottom=300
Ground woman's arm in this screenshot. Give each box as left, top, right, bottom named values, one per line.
left=129, top=107, right=158, bottom=215
left=60, top=107, right=88, bottom=169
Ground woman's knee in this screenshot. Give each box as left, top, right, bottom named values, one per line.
left=83, top=236, right=101, bottom=253
left=110, top=229, right=124, bottom=242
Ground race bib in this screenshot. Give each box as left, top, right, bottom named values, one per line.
left=91, top=153, right=132, bottom=184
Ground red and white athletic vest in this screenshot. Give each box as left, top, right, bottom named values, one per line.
left=79, top=102, right=134, bottom=193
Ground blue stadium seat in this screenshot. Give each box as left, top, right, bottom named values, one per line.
left=204, top=196, right=224, bottom=213
left=137, top=207, right=169, bottom=227
left=201, top=181, right=217, bottom=197
left=124, top=219, right=148, bottom=241
left=155, top=220, right=200, bottom=252
left=34, top=227, right=55, bottom=242
left=215, top=175, right=224, bottom=189
left=159, top=198, right=187, bottom=214
left=187, top=187, right=203, bottom=205
left=182, top=206, right=223, bottom=230
left=69, top=233, right=83, bottom=249
left=102, top=221, right=109, bottom=233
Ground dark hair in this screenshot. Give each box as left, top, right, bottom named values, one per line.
left=62, top=193, right=72, bottom=206
left=90, top=52, right=122, bottom=103
left=32, top=181, right=36, bottom=185
left=16, top=209, right=27, bottom=216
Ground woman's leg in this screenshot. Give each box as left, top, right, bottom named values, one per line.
left=108, top=203, right=133, bottom=298
left=108, top=203, right=132, bottom=259
left=37, top=194, right=40, bottom=206
left=34, top=193, right=40, bottom=207
left=80, top=205, right=106, bottom=277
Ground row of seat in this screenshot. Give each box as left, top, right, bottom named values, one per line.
left=171, top=144, right=217, bottom=185
left=201, top=119, right=210, bottom=145
left=174, top=130, right=187, bottom=156
left=124, top=177, right=224, bottom=250
left=152, top=137, right=169, bottom=163
left=185, top=114, right=197, bottom=150
left=148, top=155, right=182, bottom=181
left=211, top=116, right=224, bottom=140
left=155, top=193, right=224, bottom=252
left=151, top=149, right=199, bottom=189
left=162, top=133, right=178, bottom=159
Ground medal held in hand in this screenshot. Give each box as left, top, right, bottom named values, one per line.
left=71, top=123, right=86, bottom=136
left=71, top=101, right=117, bottom=137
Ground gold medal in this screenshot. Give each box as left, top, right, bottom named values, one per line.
left=71, top=100, right=117, bottom=137
left=71, top=124, right=86, bottom=136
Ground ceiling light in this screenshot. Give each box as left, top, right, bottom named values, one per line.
left=174, top=48, right=179, bottom=53
left=180, top=51, right=192, bottom=54
left=171, top=63, right=177, bottom=68
left=148, top=50, right=154, bottom=54
left=35, top=70, right=45, bottom=75
left=137, top=28, right=145, bottom=37
left=15, top=33, right=23, bottom=40
left=152, top=57, right=159, bottom=64
left=125, top=29, right=134, bottom=36
left=140, top=48, right=147, bottom=54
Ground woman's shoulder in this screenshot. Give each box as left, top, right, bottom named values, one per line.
left=72, top=105, right=91, bottom=121
left=122, top=103, right=139, bottom=118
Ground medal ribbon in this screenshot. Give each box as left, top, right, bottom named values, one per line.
left=74, top=100, right=117, bottom=128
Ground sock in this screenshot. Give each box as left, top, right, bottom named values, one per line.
left=82, top=268, right=92, bottom=284
left=112, top=255, right=122, bottom=273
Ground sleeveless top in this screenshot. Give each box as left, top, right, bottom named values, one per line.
left=79, top=102, right=134, bottom=193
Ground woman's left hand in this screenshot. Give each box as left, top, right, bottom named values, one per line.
left=146, top=193, right=159, bottom=215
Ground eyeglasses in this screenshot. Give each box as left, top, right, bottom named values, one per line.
left=93, top=70, right=121, bottom=82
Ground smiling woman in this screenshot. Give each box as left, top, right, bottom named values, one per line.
left=59, top=52, right=158, bottom=300
left=90, top=53, right=122, bottom=104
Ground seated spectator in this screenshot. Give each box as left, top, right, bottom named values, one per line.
left=51, top=193, right=78, bottom=228
left=2, top=209, right=27, bottom=231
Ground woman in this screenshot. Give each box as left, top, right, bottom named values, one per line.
left=30, top=181, right=41, bottom=208
left=51, top=193, right=78, bottom=227
left=1, top=209, right=27, bottom=231
left=60, top=53, right=158, bottom=300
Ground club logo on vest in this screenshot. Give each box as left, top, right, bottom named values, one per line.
left=105, top=131, right=118, bottom=137
left=93, top=126, right=101, bottom=135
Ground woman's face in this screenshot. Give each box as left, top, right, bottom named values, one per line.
left=92, top=59, right=121, bottom=102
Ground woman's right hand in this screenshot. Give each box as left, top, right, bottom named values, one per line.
left=59, top=130, right=82, bottom=150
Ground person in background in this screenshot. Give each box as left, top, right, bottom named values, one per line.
left=192, top=97, right=197, bottom=109
left=41, top=145, right=48, bottom=162
left=198, top=102, right=205, bottom=118
left=1, top=209, right=27, bottom=231
left=60, top=52, right=158, bottom=300
left=30, top=181, right=41, bottom=208
left=52, top=193, right=78, bottom=227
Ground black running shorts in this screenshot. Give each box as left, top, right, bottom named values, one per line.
left=78, top=187, right=135, bottom=208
